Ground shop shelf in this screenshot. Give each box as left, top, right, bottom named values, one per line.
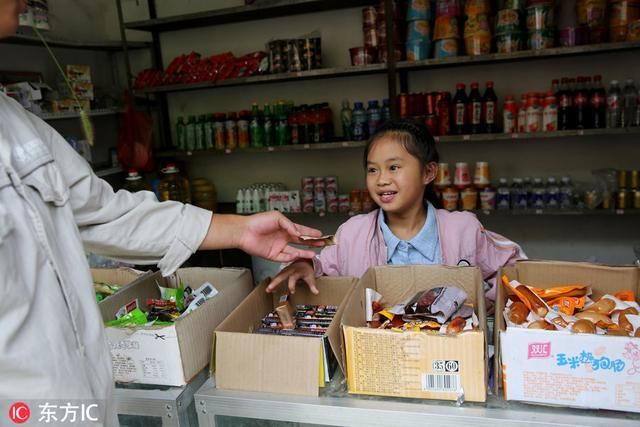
left=40, top=108, right=124, bottom=121
left=3, top=28, right=150, bottom=51
left=95, top=166, right=123, bottom=178
left=396, top=41, right=640, bottom=71
left=125, top=0, right=377, bottom=32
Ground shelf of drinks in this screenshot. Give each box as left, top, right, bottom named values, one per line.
left=135, top=63, right=389, bottom=94
left=40, top=108, right=124, bottom=121
left=396, top=40, right=640, bottom=71
left=156, top=127, right=640, bottom=159
left=4, top=27, right=151, bottom=51
left=124, top=0, right=377, bottom=33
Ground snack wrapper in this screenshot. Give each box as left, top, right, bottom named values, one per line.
left=403, top=287, right=468, bottom=323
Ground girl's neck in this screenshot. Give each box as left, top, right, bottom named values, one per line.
left=385, top=203, right=428, bottom=241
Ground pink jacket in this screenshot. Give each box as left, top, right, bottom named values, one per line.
left=312, top=209, right=526, bottom=300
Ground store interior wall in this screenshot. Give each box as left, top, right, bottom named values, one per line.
left=4, top=1, right=639, bottom=265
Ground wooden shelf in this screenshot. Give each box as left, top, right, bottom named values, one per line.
left=125, top=0, right=377, bottom=32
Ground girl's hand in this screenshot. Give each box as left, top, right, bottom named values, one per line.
left=266, top=260, right=318, bottom=295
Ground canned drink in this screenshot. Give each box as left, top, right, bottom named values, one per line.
left=442, top=187, right=460, bottom=211
left=289, top=190, right=301, bottom=213
left=461, top=187, right=478, bottom=210
left=350, top=189, right=363, bottom=213
left=339, top=194, right=351, bottom=213
left=617, top=190, right=628, bottom=209
left=362, top=190, right=376, bottom=211
left=425, top=114, right=439, bottom=136
left=436, top=162, right=451, bottom=188
left=326, top=176, right=338, bottom=192
left=412, top=93, right=425, bottom=117
left=633, top=190, right=640, bottom=209
left=437, top=92, right=451, bottom=135
left=454, top=162, right=471, bottom=189
left=479, top=187, right=497, bottom=210
left=363, top=28, right=379, bottom=48
left=327, top=192, right=339, bottom=213
left=585, top=190, right=599, bottom=209
left=398, top=93, right=410, bottom=118
left=362, top=6, right=377, bottom=28
left=631, top=170, right=639, bottom=190
left=314, top=176, right=326, bottom=193
left=474, top=161, right=490, bottom=187
left=618, top=170, right=629, bottom=189
left=425, top=92, right=437, bottom=115
left=314, top=191, right=326, bottom=214
left=302, top=177, right=314, bottom=191
left=602, top=192, right=613, bottom=209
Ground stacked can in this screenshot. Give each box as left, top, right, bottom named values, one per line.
left=433, top=0, right=461, bottom=58
left=326, top=176, right=339, bottom=213
left=435, top=163, right=455, bottom=209
left=338, top=194, right=351, bottom=213
left=302, top=177, right=314, bottom=213
left=406, top=0, right=433, bottom=61
left=313, top=177, right=327, bottom=215
left=609, top=0, right=640, bottom=41
left=576, top=0, right=607, bottom=43
left=495, top=5, right=524, bottom=53
left=526, top=2, right=556, bottom=50
left=376, top=0, right=404, bottom=63
left=464, top=0, right=491, bottom=56
left=616, top=169, right=640, bottom=209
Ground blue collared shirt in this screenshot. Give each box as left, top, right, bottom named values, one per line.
left=378, top=201, right=442, bottom=265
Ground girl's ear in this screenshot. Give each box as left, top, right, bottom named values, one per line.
left=423, top=162, right=438, bottom=185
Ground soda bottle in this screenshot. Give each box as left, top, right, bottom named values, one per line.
left=590, top=75, right=607, bottom=129
left=320, top=102, right=333, bottom=141
left=225, top=112, right=238, bottom=150
left=542, top=91, right=558, bottom=132
left=289, top=106, right=300, bottom=144
left=517, top=94, right=527, bottom=133
left=214, top=113, right=226, bottom=150
left=558, top=78, right=574, bottom=130
left=525, top=93, right=542, bottom=133
left=298, top=104, right=310, bottom=144
left=496, top=178, right=511, bottom=210
left=352, top=102, right=367, bottom=141
left=382, top=98, right=392, bottom=122
left=574, top=76, right=589, bottom=129
left=341, top=99, right=353, bottom=140
left=263, top=103, right=275, bottom=146
left=468, top=82, right=483, bottom=134
left=482, top=81, right=498, bottom=134
left=545, top=176, right=560, bottom=209
left=559, top=176, right=574, bottom=209
left=235, top=188, right=245, bottom=214
left=311, top=104, right=322, bottom=143
left=366, top=100, right=382, bottom=136
left=622, top=79, right=638, bottom=127
left=204, top=113, right=214, bottom=150
left=275, top=102, right=290, bottom=145
left=237, top=110, right=250, bottom=148
left=176, top=116, right=186, bottom=150
left=531, top=177, right=545, bottom=209
left=186, top=115, right=197, bottom=151
left=452, top=83, right=469, bottom=135
left=250, top=103, right=264, bottom=148
left=607, top=80, right=622, bottom=128
left=503, top=95, right=517, bottom=133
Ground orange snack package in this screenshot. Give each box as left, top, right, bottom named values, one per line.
left=547, top=296, right=587, bottom=316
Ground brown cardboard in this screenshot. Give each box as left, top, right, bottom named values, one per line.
left=342, top=265, right=487, bottom=402
left=91, top=267, right=146, bottom=288
left=213, top=276, right=358, bottom=396
left=100, top=267, right=252, bottom=386
left=495, top=260, right=640, bottom=410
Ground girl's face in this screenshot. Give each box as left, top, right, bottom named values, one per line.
left=366, top=136, right=436, bottom=215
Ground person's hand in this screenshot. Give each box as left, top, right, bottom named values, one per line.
left=266, top=260, right=318, bottom=295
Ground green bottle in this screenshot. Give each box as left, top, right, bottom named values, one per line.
left=204, top=114, right=214, bottom=150
left=176, top=116, right=186, bottom=150
left=263, top=103, right=274, bottom=147
left=276, top=101, right=290, bottom=146
left=195, top=115, right=206, bottom=150
left=186, top=115, right=197, bottom=151
left=250, top=103, right=264, bottom=148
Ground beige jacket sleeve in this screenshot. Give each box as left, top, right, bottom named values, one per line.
left=31, top=115, right=212, bottom=276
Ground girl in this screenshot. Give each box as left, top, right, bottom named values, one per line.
left=267, top=119, right=525, bottom=301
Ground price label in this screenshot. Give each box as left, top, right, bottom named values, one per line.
left=511, top=133, right=519, bottom=139
left=578, top=130, right=585, bottom=136
left=303, top=144, right=311, bottom=149
left=267, top=147, right=275, bottom=152
left=463, top=135, right=470, bottom=141
left=616, top=209, right=624, bottom=215
left=224, top=149, right=232, bottom=154
left=342, top=142, right=349, bottom=147
left=535, top=209, right=544, bottom=215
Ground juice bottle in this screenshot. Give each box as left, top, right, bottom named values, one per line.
left=237, top=110, right=250, bottom=148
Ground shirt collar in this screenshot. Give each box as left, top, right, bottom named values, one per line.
left=378, top=202, right=439, bottom=262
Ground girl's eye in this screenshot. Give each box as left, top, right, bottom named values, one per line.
left=390, top=165, right=400, bottom=171
left=367, top=167, right=377, bottom=174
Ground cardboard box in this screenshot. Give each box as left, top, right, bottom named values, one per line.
left=496, top=260, right=640, bottom=412
left=342, top=265, right=488, bottom=402
left=72, top=82, right=94, bottom=101
left=213, top=276, right=358, bottom=396
left=100, top=267, right=252, bottom=386
left=91, top=267, right=147, bottom=301
left=66, top=64, right=92, bottom=83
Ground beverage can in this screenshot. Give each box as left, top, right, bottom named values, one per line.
left=302, top=177, right=314, bottom=192
left=326, top=176, right=338, bottom=192
left=314, top=176, right=326, bottom=193
left=454, top=162, right=471, bottom=189
left=339, top=194, right=351, bottom=213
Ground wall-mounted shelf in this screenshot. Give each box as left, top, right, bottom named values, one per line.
left=40, top=108, right=124, bottom=121
left=3, top=28, right=150, bottom=51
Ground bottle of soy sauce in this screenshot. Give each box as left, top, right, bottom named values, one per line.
left=468, top=82, right=483, bottom=134
left=452, top=83, right=469, bottom=135
left=482, top=81, right=498, bottom=134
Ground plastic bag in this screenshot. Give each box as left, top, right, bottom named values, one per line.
left=117, top=92, right=154, bottom=172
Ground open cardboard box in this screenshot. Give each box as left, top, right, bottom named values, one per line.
left=91, top=267, right=147, bottom=294
left=99, top=267, right=252, bottom=386
left=495, top=260, right=640, bottom=412
left=342, top=265, right=488, bottom=402
left=212, top=276, right=358, bottom=396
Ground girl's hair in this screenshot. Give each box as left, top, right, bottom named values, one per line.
left=363, top=118, right=441, bottom=208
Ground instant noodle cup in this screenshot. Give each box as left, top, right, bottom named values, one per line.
left=577, top=0, right=607, bottom=27
left=609, top=0, right=640, bottom=27
left=527, top=29, right=555, bottom=49
left=407, top=0, right=432, bottom=20
left=526, top=3, right=555, bottom=31
left=434, top=38, right=459, bottom=58
left=406, top=39, right=432, bottom=61
left=434, top=16, right=460, bottom=39
left=435, top=0, right=462, bottom=18
left=349, top=46, right=376, bottom=66
left=495, top=31, right=523, bottom=53
left=628, top=19, right=640, bottom=40
left=407, top=19, right=432, bottom=40
left=465, top=33, right=491, bottom=55
left=464, top=0, right=490, bottom=16
left=464, top=14, right=491, bottom=37
left=496, top=9, right=521, bottom=34
left=362, top=6, right=377, bottom=28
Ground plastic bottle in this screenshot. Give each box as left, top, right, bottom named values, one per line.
left=607, top=80, right=622, bottom=128
left=511, top=178, right=528, bottom=209
left=159, top=164, right=191, bottom=203
left=545, top=176, right=560, bottom=209
left=235, top=188, right=244, bottom=214
left=243, top=188, right=253, bottom=213
left=542, top=91, right=558, bottom=132
left=214, top=113, right=226, bottom=150
left=320, top=102, right=334, bottom=141
left=590, top=75, right=607, bottom=129
left=531, top=177, right=545, bottom=209
left=636, top=87, right=640, bottom=127
left=263, top=103, right=275, bottom=146
left=341, top=99, right=353, bottom=140
left=482, top=81, right=498, bottom=134
left=176, top=116, right=186, bottom=150
left=250, top=103, right=264, bottom=148
left=352, top=102, right=367, bottom=141
left=452, top=83, right=469, bottom=135
left=557, top=77, right=574, bottom=130
left=496, top=178, right=511, bottom=210
left=225, top=112, right=238, bottom=150
left=366, top=100, right=382, bottom=137
left=311, top=104, right=322, bottom=143
left=468, top=82, right=483, bottom=134
left=298, top=105, right=310, bottom=144
left=275, top=102, right=290, bottom=145
left=289, top=106, right=300, bottom=144
left=522, top=177, right=532, bottom=207
left=238, top=110, right=250, bottom=148
left=186, top=115, right=197, bottom=151
left=574, top=76, right=589, bottom=129
left=503, top=95, right=517, bottom=133
left=551, top=79, right=560, bottom=95
left=123, top=169, right=150, bottom=192
left=194, top=115, right=204, bottom=150
left=204, top=114, right=214, bottom=150
left=622, top=79, right=638, bottom=127
left=559, top=176, right=574, bottom=209
left=525, top=93, right=542, bottom=133
left=517, top=94, right=527, bottom=133
left=382, top=98, right=392, bottom=123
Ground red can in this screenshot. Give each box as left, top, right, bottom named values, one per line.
left=437, top=92, right=452, bottom=136
left=362, top=6, right=377, bottom=28
left=302, top=177, right=314, bottom=192
left=425, top=114, right=439, bottom=136
left=326, top=176, right=338, bottom=193
left=412, top=93, right=425, bottom=117
left=425, top=92, right=437, bottom=116
left=314, top=176, right=326, bottom=193
left=350, top=189, right=363, bottom=213
left=398, top=93, right=410, bottom=118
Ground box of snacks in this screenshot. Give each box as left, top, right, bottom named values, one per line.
left=496, top=260, right=640, bottom=412
left=91, top=267, right=147, bottom=303
left=99, top=267, right=253, bottom=386
left=212, top=276, right=358, bottom=396
left=342, top=265, right=488, bottom=402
